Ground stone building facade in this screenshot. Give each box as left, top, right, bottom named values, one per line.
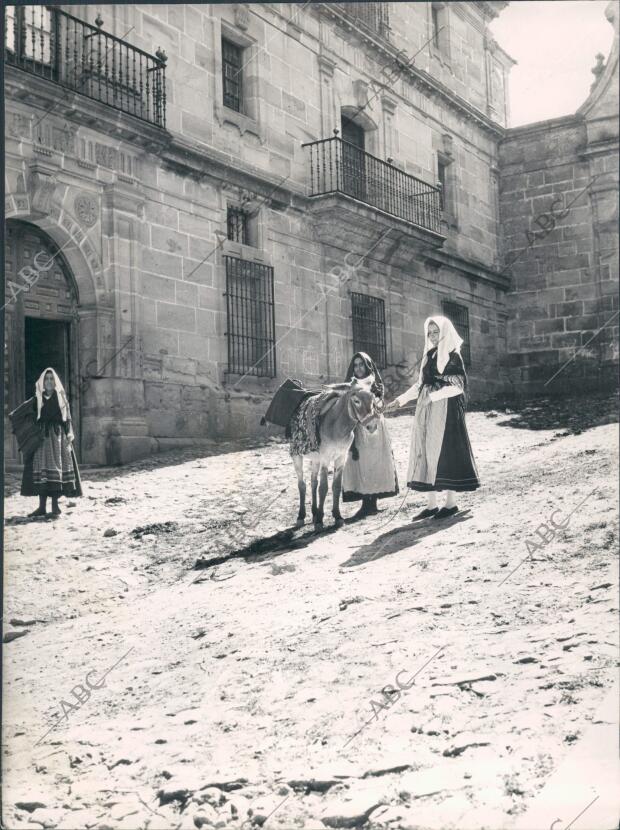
left=498, top=2, right=619, bottom=394
left=3, top=2, right=616, bottom=467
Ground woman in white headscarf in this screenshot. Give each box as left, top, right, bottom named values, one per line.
left=20, top=367, right=82, bottom=517
left=385, top=316, right=479, bottom=519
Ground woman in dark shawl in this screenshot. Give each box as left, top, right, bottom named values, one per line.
left=20, top=367, right=83, bottom=517
left=387, top=316, right=480, bottom=519
left=342, top=352, right=399, bottom=518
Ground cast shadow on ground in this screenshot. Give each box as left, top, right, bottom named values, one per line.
left=341, top=510, right=473, bottom=568
left=193, top=520, right=343, bottom=571
left=4, top=514, right=56, bottom=526
left=485, top=391, right=618, bottom=435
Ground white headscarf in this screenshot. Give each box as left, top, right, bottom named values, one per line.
left=35, top=367, right=72, bottom=432
left=419, top=315, right=464, bottom=378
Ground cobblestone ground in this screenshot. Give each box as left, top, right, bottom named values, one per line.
left=2, top=397, right=619, bottom=830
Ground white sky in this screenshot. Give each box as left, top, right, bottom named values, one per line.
left=490, top=0, right=615, bottom=127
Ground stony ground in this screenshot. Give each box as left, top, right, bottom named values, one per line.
left=2, top=393, right=619, bottom=830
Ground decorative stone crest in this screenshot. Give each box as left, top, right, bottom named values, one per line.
left=74, top=193, right=98, bottom=228
left=95, top=143, right=118, bottom=169
left=28, top=165, right=58, bottom=215
left=234, top=4, right=249, bottom=29
left=7, top=112, right=31, bottom=139
left=353, top=79, right=370, bottom=109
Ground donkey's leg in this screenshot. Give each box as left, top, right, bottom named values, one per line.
left=332, top=453, right=346, bottom=527
left=316, top=464, right=329, bottom=529
left=310, top=460, right=320, bottom=524
left=292, top=454, right=306, bottom=528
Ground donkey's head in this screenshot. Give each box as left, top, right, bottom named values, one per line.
left=347, top=376, right=379, bottom=433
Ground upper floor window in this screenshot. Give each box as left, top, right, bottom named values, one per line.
left=442, top=301, right=471, bottom=367
left=227, top=205, right=252, bottom=246
left=437, top=159, right=447, bottom=211
left=430, top=3, right=450, bottom=58
left=222, top=37, right=243, bottom=113
left=5, top=5, right=53, bottom=68
left=351, top=292, right=387, bottom=369
left=431, top=5, right=441, bottom=49
left=338, top=3, right=390, bottom=38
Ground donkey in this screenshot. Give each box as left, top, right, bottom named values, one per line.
left=290, top=376, right=379, bottom=530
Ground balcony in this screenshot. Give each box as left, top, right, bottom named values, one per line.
left=334, top=3, right=390, bottom=38
left=302, top=135, right=443, bottom=235
left=4, top=6, right=167, bottom=129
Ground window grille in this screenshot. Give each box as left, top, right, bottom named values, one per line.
left=351, top=292, right=387, bottom=369
left=227, top=206, right=250, bottom=245
left=442, top=300, right=471, bottom=367
left=224, top=255, right=276, bottom=377
left=222, top=38, right=242, bottom=112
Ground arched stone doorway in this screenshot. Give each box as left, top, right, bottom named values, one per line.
left=5, top=219, right=80, bottom=464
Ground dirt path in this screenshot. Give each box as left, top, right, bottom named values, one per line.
left=2, top=408, right=618, bottom=830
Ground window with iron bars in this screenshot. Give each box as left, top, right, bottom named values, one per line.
left=227, top=205, right=251, bottom=245
left=337, top=3, right=390, bottom=38
left=442, top=300, right=471, bottom=367
left=224, top=255, right=276, bottom=378
left=351, top=292, right=387, bottom=369
left=222, top=37, right=243, bottom=112
left=5, top=6, right=54, bottom=73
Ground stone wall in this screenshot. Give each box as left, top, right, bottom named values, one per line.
left=5, top=2, right=514, bottom=465
left=498, top=3, right=619, bottom=395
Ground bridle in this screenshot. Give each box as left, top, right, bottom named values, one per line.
left=347, top=390, right=380, bottom=427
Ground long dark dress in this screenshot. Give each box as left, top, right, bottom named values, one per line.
left=20, top=393, right=83, bottom=497
left=405, top=349, right=480, bottom=492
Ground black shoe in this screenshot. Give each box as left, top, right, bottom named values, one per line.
left=412, top=507, right=438, bottom=521
left=352, top=504, right=369, bottom=519
left=433, top=506, right=459, bottom=520
left=28, top=507, right=47, bottom=518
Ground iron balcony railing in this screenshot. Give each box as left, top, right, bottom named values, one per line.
left=5, top=5, right=167, bottom=128
left=335, top=3, right=390, bottom=38
left=303, top=134, right=443, bottom=234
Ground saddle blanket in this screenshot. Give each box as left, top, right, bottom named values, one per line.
left=288, top=389, right=339, bottom=457
left=261, top=378, right=317, bottom=429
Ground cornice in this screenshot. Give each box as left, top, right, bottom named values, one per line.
left=5, top=65, right=169, bottom=153
left=317, top=4, right=505, bottom=138
left=424, top=248, right=511, bottom=292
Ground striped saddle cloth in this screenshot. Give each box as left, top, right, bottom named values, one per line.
left=288, top=389, right=339, bottom=456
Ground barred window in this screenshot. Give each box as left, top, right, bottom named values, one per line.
left=222, top=38, right=243, bottom=112
left=227, top=206, right=250, bottom=245
left=442, top=300, right=471, bottom=367
left=224, top=255, right=276, bottom=377
left=351, top=292, right=387, bottom=369
left=5, top=5, right=53, bottom=65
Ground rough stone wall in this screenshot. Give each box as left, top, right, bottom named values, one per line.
left=498, top=5, right=619, bottom=395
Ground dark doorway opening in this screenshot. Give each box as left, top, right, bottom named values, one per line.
left=341, top=114, right=366, bottom=201
left=24, top=317, right=72, bottom=405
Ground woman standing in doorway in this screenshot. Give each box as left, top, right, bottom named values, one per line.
left=342, top=351, right=399, bottom=518
left=386, top=316, right=479, bottom=518
left=21, top=367, right=82, bottom=516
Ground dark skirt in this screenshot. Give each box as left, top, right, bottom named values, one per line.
left=407, top=393, right=480, bottom=493
left=21, top=428, right=83, bottom=498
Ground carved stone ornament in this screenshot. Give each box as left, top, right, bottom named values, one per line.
left=7, top=112, right=32, bottom=139
left=28, top=166, right=58, bottom=214
left=353, top=79, right=370, bottom=109
left=74, top=193, right=99, bottom=228
left=234, top=4, right=249, bottom=30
